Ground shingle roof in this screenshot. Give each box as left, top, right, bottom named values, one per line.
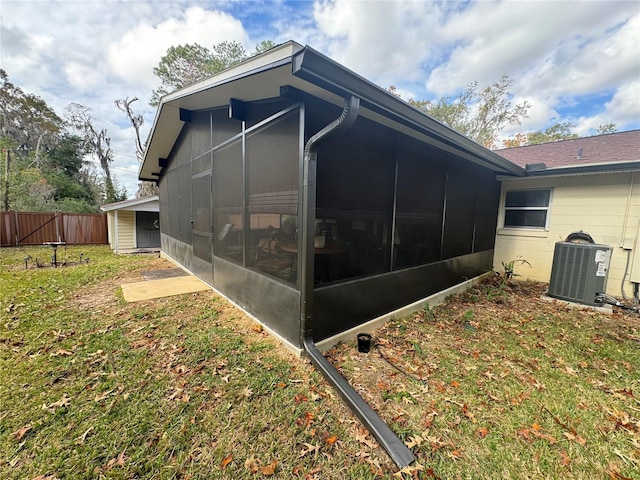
left=494, top=129, right=640, bottom=170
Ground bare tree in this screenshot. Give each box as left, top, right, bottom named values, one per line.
left=115, top=96, right=158, bottom=198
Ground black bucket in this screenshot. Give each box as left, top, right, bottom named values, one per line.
left=357, top=333, right=372, bottom=353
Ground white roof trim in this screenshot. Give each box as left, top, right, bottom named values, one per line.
left=101, top=196, right=159, bottom=212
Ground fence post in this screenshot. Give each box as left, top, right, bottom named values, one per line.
left=14, top=210, right=19, bottom=246
left=55, top=211, right=60, bottom=243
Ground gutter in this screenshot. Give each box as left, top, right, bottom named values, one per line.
left=292, top=45, right=525, bottom=177
left=299, top=95, right=417, bottom=469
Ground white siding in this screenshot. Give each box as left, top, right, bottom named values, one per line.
left=116, top=211, right=136, bottom=251
left=494, top=171, right=640, bottom=297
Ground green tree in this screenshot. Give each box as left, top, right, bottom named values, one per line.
left=502, top=122, right=616, bottom=148
left=1, top=69, right=63, bottom=167
left=596, top=123, right=617, bottom=135
left=0, top=70, right=110, bottom=212
left=404, top=75, right=530, bottom=148
left=45, top=134, right=101, bottom=211
left=525, top=122, right=578, bottom=145
left=150, top=40, right=278, bottom=106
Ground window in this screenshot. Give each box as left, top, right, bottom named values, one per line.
left=503, top=189, right=551, bottom=229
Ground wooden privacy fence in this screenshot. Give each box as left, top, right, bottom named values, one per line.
left=0, top=210, right=107, bottom=247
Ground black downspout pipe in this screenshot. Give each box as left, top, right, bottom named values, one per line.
left=300, top=96, right=416, bottom=469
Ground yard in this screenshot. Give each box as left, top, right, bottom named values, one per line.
left=0, top=246, right=638, bottom=479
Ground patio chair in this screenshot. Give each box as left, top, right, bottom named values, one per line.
left=255, top=227, right=296, bottom=281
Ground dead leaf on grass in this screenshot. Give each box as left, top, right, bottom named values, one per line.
left=245, top=455, right=259, bottom=473
left=167, top=387, right=190, bottom=403
left=449, top=449, right=464, bottom=460
left=393, top=462, right=424, bottom=478
left=250, top=323, right=263, bottom=333
left=42, top=394, right=71, bottom=413
left=221, top=454, right=233, bottom=469
left=299, top=442, right=319, bottom=458
left=354, top=426, right=378, bottom=449
left=462, top=404, right=477, bottom=423
left=325, top=434, right=338, bottom=446
left=12, top=424, right=33, bottom=440
left=404, top=434, right=424, bottom=448
left=563, top=431, right=587, bottom=445
left=94, top=389, right=113, bottom=402
left=50, top=349, right=73, bottom=357
left=259, top=460, right=278, bottom=475
left=105, top=449, right=126, bottom=470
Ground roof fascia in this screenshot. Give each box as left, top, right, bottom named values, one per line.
left=100, top=195, right=159, bottom=212
left=291, top=46, right=525, bottom=176
left=497, top=161, right=640, bottom=181
left=523, top=161, right=640, bottom=178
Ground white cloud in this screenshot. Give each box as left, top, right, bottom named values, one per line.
left=426, top=2, right=638, bottom=95
left=2, top=0, right=638, bottom=198
left=574, top=80, right=640, bottom=134
left=312, top=0, right=441, bottom=85
left=107, top=6, right=249, bottom=90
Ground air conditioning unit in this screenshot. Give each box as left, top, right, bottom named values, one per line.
left=547, top=242, right=612, bottom=306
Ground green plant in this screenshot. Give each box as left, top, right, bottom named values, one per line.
left=421, top=302, right=435, bottom=321
left=501, top=255, right=531, bottom=280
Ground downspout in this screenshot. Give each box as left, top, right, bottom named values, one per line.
left=299, top=95, right=416, bottom=469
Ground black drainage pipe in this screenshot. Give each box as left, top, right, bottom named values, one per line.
left=299, top=95, right=416, bottom=469
left=303, top=337, right=417, bottom=468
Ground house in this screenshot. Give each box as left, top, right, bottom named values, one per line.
left=101, top=196, right=160, bottom=253
left=139, top=41, right=525, bottom=350
left=494, top=130, right=640, bottom=300
left=138, top=41, right=526, bottom=467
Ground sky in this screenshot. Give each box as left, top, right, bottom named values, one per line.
left=1, top=0, right=639, bottom=197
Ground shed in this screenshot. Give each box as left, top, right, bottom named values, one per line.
left=101, top=196, right=160, bottom=253
left=139, top=41, right=525, bottom=466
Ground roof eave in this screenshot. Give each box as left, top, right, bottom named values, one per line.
left=524, top=160, right=640, bottom=177
left=100, top=195, right=159, bottom=212
left=139, top=41, right=304, bottom=182
left=291, top=46, right=526, bottom=177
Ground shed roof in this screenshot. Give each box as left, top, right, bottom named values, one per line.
left=140, top=41, right=525, bottom=181
left=494, top=130, right=640, bottom=175
left=100, top=195, right=159, bottom=212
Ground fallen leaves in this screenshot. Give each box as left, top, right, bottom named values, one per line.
left=354, top=426, right=378, bottom=449
left=103, top=449, right=126, bottom=471
left=42, top=393, right=71, bottom=413
left=12, top=423, right=33, bottom=441
left=167, top=386, right=190, bottom=403
left=244, top=455, right=278, bottom=476
left=393, top=462, right=425, bottom=478
left=221, top=453, right=233, bottom=469
left=299, top=442, right=319, bottom=458
left=517, top=423, right=556, bottom=444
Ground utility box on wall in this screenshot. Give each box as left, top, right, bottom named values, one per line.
left=547, top=242, right=613, bottom=306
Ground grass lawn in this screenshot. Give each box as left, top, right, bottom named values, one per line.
left=1, top=245, right=638, bottom=479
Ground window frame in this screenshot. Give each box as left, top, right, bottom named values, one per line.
left=501, top=187, right=553, bottom=231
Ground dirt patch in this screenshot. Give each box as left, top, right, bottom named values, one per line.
left=70, top=256, right=177, bottom=310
